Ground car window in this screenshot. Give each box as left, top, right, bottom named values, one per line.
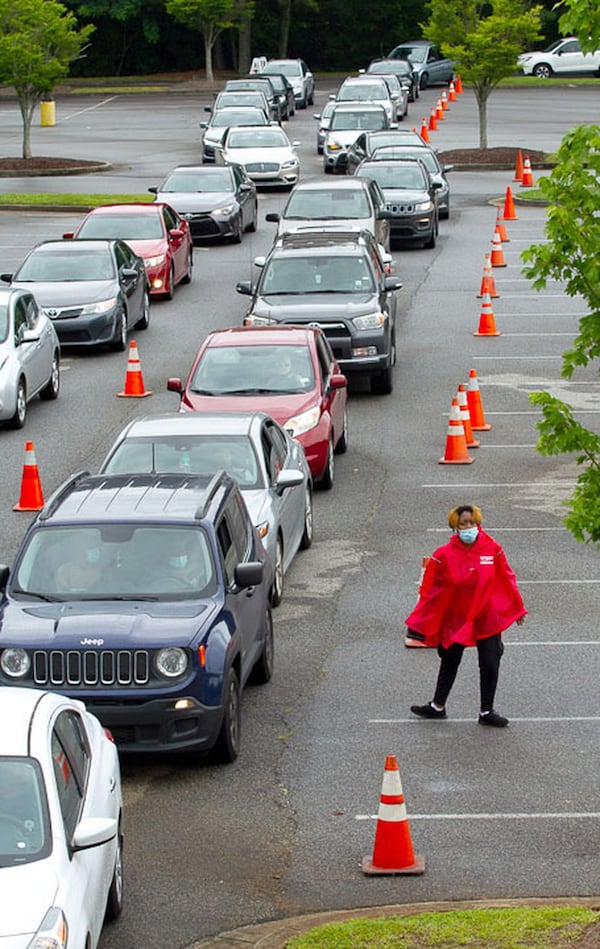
left=0, top=757, right=49, bottom=863
left=13, top=296, right=28, bottom=342
left=79, top=212, right=163, bottom=241
left=17, top=248, right=115, bottom=281
left=115, top=242, right=135, bottom=270
left=54, top=710, right=91, bottom=795
left=315, top=334, right=335, bottom=385
left=51, top=724, right=85, bottom=840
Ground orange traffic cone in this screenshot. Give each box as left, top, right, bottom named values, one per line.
left=512, top=150, right=524, bottom=182
left=467, top=368, right=491, bottom=431
left=490, top=230, right=507, bottom=267
left=455, top=74, right=463, bottom=94
left=441, top=89, right=449, bottom=111
left=428, top=108, right=438, bottom=131
left=439, top=399, right=474, bottom=464
left=405, top=557, right=432, bottom=648
left=521, top=154, right=534, bottom=187
left=448, top=80, right=456, bottom=102
left=436, top=98, right=444, bottom=120
left=117, top=340, right=152, bottom=398
left=502, top=185, right=518, bottom=221
left=457, top=383, right=480, bottom=448
left=362, top=754, right=425, bottom=876
left=477, top=252, right=499, bottom=299
left=495, top=207, right=509, bottom=242
left=419, top=117, right=430, bottom=142
left=13, top=441, right=45, bottom=511
left=473, top=291, right=501, bottom=337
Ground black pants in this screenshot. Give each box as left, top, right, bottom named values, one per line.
left=432, top=634, right=504, bottom=712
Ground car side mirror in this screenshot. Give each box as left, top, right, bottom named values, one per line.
left=384, top=276, right=403, bottom=291
left=377, top=210, right=393, bottom=220
left=167, top=377, right=183, bottom=393
left=0, top=565, right=9, bottom=593
left=234, top=561, right=264, bottom=588
left=169, top=228, right=184, bottom=239
left=236, top=281, right=253, bottom=296
left=62, top=231, right=74, bottom=239
left=0, top=274, right=12, bottom=283
left=443, top=164, right=454, bottom=173
left=204, top=105, right=212, bottom=112
left=275, top=469, right=304, bottom=494
left=148, top=186, right=158, bottom=194
left=330, top=372, right=347, bottom=390
left=313, top=113, right=321, bottom=120
left=265, top=212, right=280, bottom=223
left=121, top=267, right=138, bottom=281
left=253, top=256, right=266, bottom=268
left=199, top=121, right=208, bottom=129
left=390, top=122, right=398, bottom=130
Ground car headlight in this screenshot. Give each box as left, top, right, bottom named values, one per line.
left=243, top=314, right=277, bottom=326
left=212, top=203, right=236, bottom=216
left=155, top=647, right=188, bottom=678
left=352, top=312, right=385, bottom=330
left=285, top=405, right=321, bottom=437
left=0, top=647, right=30, bottom=678
left=281, top=159, right=298, bottom=169
left=414, top=200, right=434, bottom=212
left=145, top=254, right=166, bottom=268
left=81, top=297, right=118, bottom=315
left=31, top=907, right=68, bottom=948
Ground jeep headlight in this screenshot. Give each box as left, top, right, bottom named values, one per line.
left=352, top=312, right=385, bottom=330
left=155, top=647, right=188, bottom=678
left=1, top=647, right=30, bottom=678
left=415, top=199, right=433, bottom=212
left=285, top=406, right=321, bottom=437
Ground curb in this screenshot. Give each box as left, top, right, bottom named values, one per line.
left=186, top=896, right=600, bottom=949
left=0, top=161, right=113, bottom=179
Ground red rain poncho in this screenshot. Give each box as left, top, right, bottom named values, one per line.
left=405, top=528, right=527, bottom=649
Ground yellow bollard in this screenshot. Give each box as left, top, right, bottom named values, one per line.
left=40, top=100, right=56, bottom=127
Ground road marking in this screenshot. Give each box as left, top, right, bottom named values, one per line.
left=61, top=97, right=119, bottom=120
left=421, top=482, right=577, bottom=487
left=369, top=716, right=600, bottom=724
left=355, top=812, right=600, bottom=821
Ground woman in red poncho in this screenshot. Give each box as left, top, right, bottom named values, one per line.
left=406, top=504, right=527, bottom=728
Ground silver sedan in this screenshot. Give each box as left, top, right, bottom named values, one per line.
left=98, top=410, right=313, bottom=606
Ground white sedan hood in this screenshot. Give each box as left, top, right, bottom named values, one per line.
left=0, top=860, right=58, bottom=945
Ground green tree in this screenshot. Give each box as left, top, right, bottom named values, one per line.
left=423, top=0, right=542, bottom=148
left=66, top=0, right=163, bottom=75
left=0, top=0, right=93, bottom=159
left=165, top=0, right=252, bottom=80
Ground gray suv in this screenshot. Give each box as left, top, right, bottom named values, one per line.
left=236, top=230, right=402, bottom=394
left=387, top=40, right=454, bottom=90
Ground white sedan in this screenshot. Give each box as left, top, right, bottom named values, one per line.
left=0, top=687, right=123, bottom=948
left=215, top=124, right=300, bottom=188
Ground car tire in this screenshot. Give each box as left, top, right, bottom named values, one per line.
left=246, top=201, right=258, bottom=232
left=299, top=485, right=313, bottom=550
left=39, top=351, right=60, bottom=400
left=213, top=667, right=241, bottom=763
left=335, top=408, right=349, bottom=454
left=181, top=249, right=193, bottom=284
left=324, top=164, right=333, bottom=174
left=371, top=365, right=393, bottom=395
left=250, top=607, right=274, bottom=684
left=319, top=438, right=334, bottom=490
left=270, top=536, right=284, bottom=607
left=420, top=73, right=428, bottom=90
left=9, top=377, right=26, bottom=429
left=164, top=263, right=175, bottom=300
left=135, top=290, right=151, bottom=330
left=110, top=309, right=128, bottom=352
left=532, top=63, right=552, bottom=79
left=299, top=95, right=307, bottom=109
left=105, top=828, right=124, bottom=921
left=308, top=90, right=314, bottom=106
left=231, top=215, right=243, bottom=244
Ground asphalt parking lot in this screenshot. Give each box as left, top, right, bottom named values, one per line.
left=0, top=84, right=598, bottom=948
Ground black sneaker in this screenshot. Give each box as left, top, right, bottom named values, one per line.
left=478, top=710, right=509, bottom=727
left=410, top=703, right=447, bottom=719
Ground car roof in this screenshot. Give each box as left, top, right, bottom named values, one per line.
left=114, top=411, right=272, bottom=439
left=274, top=230, right=375, bottom=253
left=81, top=203, right=166, bottom=215
left=204, top=326, right=320, bottom=348
left=30, top=239, right=119, bottom=253
left=332, top=101, right=387, bottom=111
left=287, top=178, right=373, bottom=193
left=165, top=165, right=232, bottom=175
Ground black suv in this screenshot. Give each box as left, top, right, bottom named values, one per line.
left=236, top=230, right=402, bottom=394
left=0, top=471, right=273, bottom=762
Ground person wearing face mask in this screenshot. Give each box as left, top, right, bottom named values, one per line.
left=406, top=504, right=527, bottom=728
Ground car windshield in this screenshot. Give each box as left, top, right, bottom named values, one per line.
left=191, top=344, right=315, bottom=395
left=366, top=132, right=422, bottom=150
left=227, top=129, right=288, bottom=148
left=212, top=109, right=265, bottom=127
left=161, top=171, right=233, bottom=193
left=12, top=525, right=218, bottom=599
left=372, top=147, right=438, bottom=172
left=358, top=163, right=426, bottom=190
left=0, top=304, right=8, bottom=342
left=0, top=757, right=49, bottom=866
left=339, top=82, right=387, bottom=101
left=261, top=255, right=375, bottom=294
left=284, top=188, right=371, bottom=220
left=330, top=110, right=386, bottom=131
left=16, top=250, right=115, bottom=281
left=216, top=93, right=263, bottom=109
left=104, top=435, right=263, bottom=489
left=265, top=62, right=300, bottom=77
left=77, top=213, right=163, bottom=240
left=370, top=61, right=411, bottom=77
left=394, top=46, right=426, bottom=63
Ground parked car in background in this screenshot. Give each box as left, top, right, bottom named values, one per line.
left=200, top=105, right=273, bottom=163
left=63, top=202, right=193, bottom=299
left=167, top=325, right=348, bottom=489
left=354, top=157, right=440, bottom=248
left=223, top=76, right=283, bottom=122
left=255, top=71, right=296, bottom=119
left=207, top=89, right=271, bottom=120
left=1, top=239, right=150, bottom=352
left=334, top=75, right=400, bottom=124
left=313, top=99, right=336, bottom=154
left=0, top=687, right=123, bottom=949
left=149, top=164, right=258, bottom=243
left=369, top=144, right=453, bottom=218
left=265, top=177, right=392, bottom=252
left=387, top=40, right=454, bottom=89
left=518, top=36, right=600, bottom=77
left=344, top=128, right=427, bottom=175
left=99, top=411, right=313, bottom=606
left=215, top=125, right=300, bottom=189
left=0, top=287, right=60, bottom=429
left=261, top=59, right=315, bottom=108
left=236, top=230, right=402, bottom=394
left=367, top=57, right=420, bottom=102
left=0, top=470, right=274, bottom=762
left=323, top=102, right=391, bottom=173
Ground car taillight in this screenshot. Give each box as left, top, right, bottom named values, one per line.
left=104, top=727, right=116, bottom=743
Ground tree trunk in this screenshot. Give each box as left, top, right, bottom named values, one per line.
left=475, top=87, right=488, bottom=149
left=17, top=94, right=36, bottom=160
left=204, top=30, right=214, bottom=81
left=238, top=17, right=251, bottom=74
left=278, top=0, right=291, bottom=58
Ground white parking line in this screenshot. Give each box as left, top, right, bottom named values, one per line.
left=369, top=716, right=600, bottom=724
left=355, top=812, right=600, bottom=821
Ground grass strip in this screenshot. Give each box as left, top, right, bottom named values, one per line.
left=0, top=193, right=152, bottom=207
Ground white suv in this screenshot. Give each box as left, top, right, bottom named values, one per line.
left=518, top=37, right=600, bottom=78
left=262, top=59, right=315, bottom=108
